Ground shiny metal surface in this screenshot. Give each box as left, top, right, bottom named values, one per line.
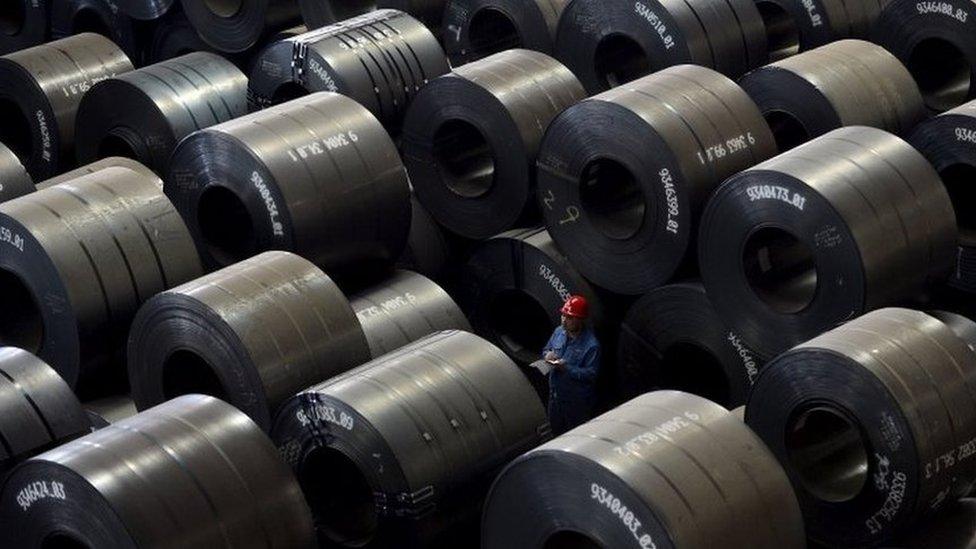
left=181, top=0, right=303, bottom=53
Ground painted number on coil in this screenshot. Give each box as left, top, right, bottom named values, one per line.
left=16, top=480, right=66, bottom=511
left=661, top=168, right=679, bottom=235
left=539, top=263, right=572, bottom=302
left=696, top=133, right=757, bottom=165
left=917, top=1, right=969, bottom=21
left=612, top=412, right=699, bottom=456
left=37, top=110, right=52, bottom=162
left=356, top=292, right=419, bottom=321
left=307, top=59, right=339, bottom=92
left=727, top=332, right=758, bottom=384
left=745, top=185, right=807, bottom=210
left=634, top=2, right=674, bottom=50
left=801, top=0, right=823, bottom=26
left=956, top=127, right=976, bottom=143
left=865, top=453, right=906, bottom=534
left=591, top=483, right=656, bottom=548
left=0, top=226, right=24, bottom=252
left=250, top=172, right=284, bottom=237
left=287, top=131, right=359, bottom=162
left=297, top=403, right=354, bottom=431
left=60, top=74, right=113, bottom=98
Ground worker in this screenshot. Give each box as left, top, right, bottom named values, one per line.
left=542, top=295, right=601, bottom=435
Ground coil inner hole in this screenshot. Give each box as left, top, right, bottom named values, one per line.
left=300, top=446, right=378, bottom=547
left=908, top=37, right=972, bottom=111
left=162, top=349, right=227, bottom=401
left=0, top=97, right=34, bottom=162
left=433, top=119, right=495, bottom=198
left=743, top=226, right=817, bottom=314
left=204, top=0, right=243, bottom=18
left=764, top=110, right=809, bottom=152
left=42, top=532, right=91, bottom=549
left=487, top=289, right=553, bottom=363
left=941, top=163, right=976, bottom=245
left=0, top=269, right=43, bottom=353
left=786, top=405, right=869, bottom=503
left=73, top=7, right=111, bottom=36
left=332, top=1, right=376, bottom=21
left=197, top=185, right=258, bottom=266
left=580, top=157, right=645, bottom=240
left=756, top=1, right=799, bottom=62
left=467, top=8, right=521, bottom=59
left=271, top=82, right=310, bottom=105
left=543, top=531, right=603, bottom=549
left=0, top=2, right=25, bottom=36
left=660, top=342, right=731, bottom=406
left=98, top=127, right=149, bottom=163
left=594, top=34, right=650, bottom=89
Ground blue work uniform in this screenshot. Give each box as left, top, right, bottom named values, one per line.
left=543, top=326, right=601, bottom=435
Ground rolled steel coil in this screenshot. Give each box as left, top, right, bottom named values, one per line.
left=909, top=99, right=976, bottom=293
left=746, top=308, right=976, bottom=546
left=456, top=227, right=607, bottom=366
left=76, top=52, right=249, bottom=174
left=83, top=395, right=137, bottom=428
left=553, top=0, right=768, bottom=93
left=894, top=498, right=976, bottom=548
left=147, top=9, right=218, bottom=63
left=51, top=0, right=145, bottom=66
left=166, top=92, right=411, bottom=276
left=379, top=0, right=447, bottom=34
left=402, top=49, right=586, bottom=240
left=617, top=282, right=762, bottom=407
left=537, top=64, right=777, bottom=295
left=299, top=0, right=376, bottom=28
left=0, top=33, right=133, bottom=180
left=272, top=330, right=549, bottom=548
left=180, top=0, right=303, bottom=53
left=752, top=0, right=886, bottom=61
left=0, top=1, right=49, bottom=55
left=248, top=10, right=449, bottom=131
left=0, top=143, right=33, bottom=203
left=396, top=195, right=451, bottom=280
left=699, top=126, right=957, bottom=358
left=0, top=166, right=203, bottom=391
left=874, top=0, right=976, bottom=112
left=118, top=0, right=177, bottom=19
left=441, top=0, right=570, bottom=65
left=740, top=39, right=926, bottom=151
left=931, top=311, right=976, bottom=354
left=38, top=156, right=160, bottom=190
left=351, top=270, right=470, bottom=357
left=0, top=347, right=90, bottom=477
left=483, top=390, right=805, bottom=548
left=127, top=251, right=372, bottom=431
left=0, top=395, right=315, bottom=548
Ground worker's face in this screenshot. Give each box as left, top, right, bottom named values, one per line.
left=562, top=315, right=583, bottom=334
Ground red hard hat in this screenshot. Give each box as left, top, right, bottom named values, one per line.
left=560, top=295, right=589, bottom=319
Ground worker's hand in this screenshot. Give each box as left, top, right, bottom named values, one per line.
left=544, top=351, right=558, bottom=362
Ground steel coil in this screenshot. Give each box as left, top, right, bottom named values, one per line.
left=0, top=347, right=90, bottom=477
left=83, top=395, right=137, bottom=428
left=441, top=0, right=570, bottom=65
left=0, top=166, right=203, bottom=392
left=909, top=99, right=976, bottom=293
left=272, top=330, right=549, bottom=548
left=180, top=0, right=303, bottom=53
left=117, top=0, right=177, bottom=19
left=553, top=0, right=767, bottom=93
left=396, top=195, right=451, bottom=280
left=753, top=0, right=886, bottom=61
left=740, top=39, right=926, bottom=151
left=166, top=92, right=411, bottom=276
left=0, top=1, right=49, bottom=55
left=402, top=49, right=586, bottom=239
left=147, top=9, right=218, bottom=62
left=617, top=282, right=762, bottom=407
left=299, top=0, right=376, bottom=28
left=38, top=156, right=160, bottom=190
left=75, top=52, right=249, bottom=174
left=894, top=498, right=976, bottom=548
left=483, top=390, right=805, bottom=548
left=456, top=227, right=607, bottom=366
left=931, top=311, right=976, bottom=354
left=0, top=395, right=315, bottom=548
left=537, top=65, right=777, bottom=295
left=0, top=143, right=33, bottom=202
left=699, top=126, right=957, bottom=358
left=874, top=0, right=976, bottom=112
left=351, top=270, right=470, bottom=357
left=127, top=251, right=372, bottom=431
left=0, top=33, right=133, bottom=180
left=248, top=10, right=449, bottom=131
left=746, top=308, right=976, bottom=546
left=379, top=0, right=446, bottom=34
left=51, top=0, right=145, bottom=65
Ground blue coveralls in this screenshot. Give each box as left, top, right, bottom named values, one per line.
left=543, top=326, right=601, bottom=435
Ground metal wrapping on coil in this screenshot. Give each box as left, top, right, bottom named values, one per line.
left=299, top=0, right=376, bottom=28
left=537, top=64, right=777, bottom=296
left=180, top=0, right=303, bottom=53
left=127, top=251, right=373, bottom=431
left=350, top=270, right=471, bottom=357
left=50, top=0, right=145, bottom=66
left=0, top=1, right=49, bottom=55
left=746, top=308, right=976, bottom=547
left=248, top=9, right=450, bottom=131
left=0, top=348, right=90, bottom=477
left=441, top=0, right=570, bottom=65
left=553, top=0, right=768, bottom=93
left=699, top=126, right=957, bottom=359
left=0, top=143, right=34, bottom=203
left=271, top=330, right=550, bottom=548
left=37, top=156, right=161, bottom=190
left=456, top=227, right=607, bottom=366
left=753, top=0, right=886, bottom=61
left=165, top=92, right=411, bottom=276
left=482, top=390, right=805, bottom=549
left=874, top=0, right=976, bottom=113
left=117, top=0, right=177, bottom=19
left=740, top=39, right=926, bottom=151
left=909, top=99, right=976, bottom=293
left=0, top=166, right=203, bottom=392
left=0, top=395, right=316, bottom=548
left=402, top=49, right=586, bottom=240
left=617, top=282, right=762, bottom=407
left=396, top=195, right=451, bottom=280
left=75, top=52, right=249, bottom=174
left=0, top=33, right=133, bottom=180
